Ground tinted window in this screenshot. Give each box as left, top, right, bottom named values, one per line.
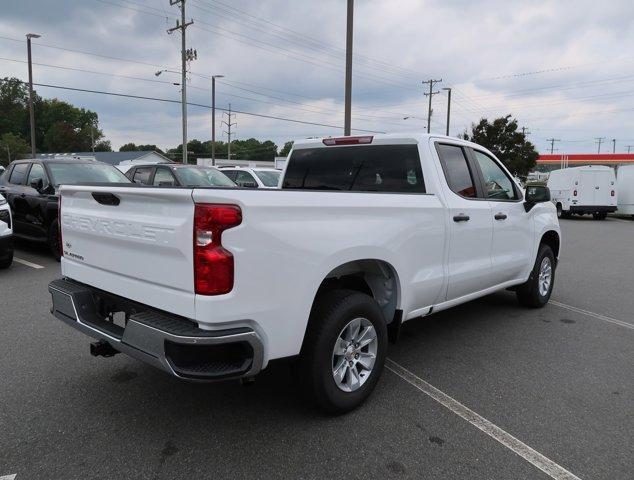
left=472, top=150, right=518, bottom=200
left=436, top=144, right=476, bottom=198
left=27, top=163, right=48, bottom=187
left=235, top=171, right=258, bottom=187
left=48, top=163, right=130, bottom=185
left=283, top=145, right=425, bottom=193
left=132, top=167, right=153, bottom=185
left=9, top=163, right=29, bottom=185
left=222, top=170, right=238, bottom=181
left=254, top=170, right=281, bottom=187
left=153, top=167, right=176, bottom=186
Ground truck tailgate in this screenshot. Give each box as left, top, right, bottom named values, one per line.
left=59, top=185, right=196, bottom=317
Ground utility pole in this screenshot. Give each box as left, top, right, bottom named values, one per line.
left=91, top=124, right=94, bottom=152
left=211, top=75, right=224, bottom=166
left=422, top=79, right=442, bottom=134
left=611, top=138, right=616, bottom=153
left=521, top=126, right=531, bottom=136
left=626, top=145, right=633, bottom=154
left=595, top=137, right=605, bottom=154
left=222, top=104, right=237, bottom=161
left=167, top=0, right=194, bottom=164
left=442, top=87, right=451, bottom=136
left=343, top=0, right=354, bottom=136
left=26, top=33, right=41, bottom=159
left=546, top=138, right=560, bottom=155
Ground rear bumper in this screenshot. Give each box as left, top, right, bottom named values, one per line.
left=569, top=205, right=617, bottom=214
left=48, top=278, right=263, bottom=381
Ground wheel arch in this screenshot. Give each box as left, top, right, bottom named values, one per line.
left=540, top=230, right=560, bottom=263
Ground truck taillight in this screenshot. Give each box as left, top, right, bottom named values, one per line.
left=573, top=189, right=577, bottom=196
left=194, top=204, right=242, bottom=295
left=611, top=190, right=615, bottom=196
left=322, top=135, right=373, bottom=146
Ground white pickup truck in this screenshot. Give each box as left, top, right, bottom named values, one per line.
left=49, top=134, right=560, bottom=412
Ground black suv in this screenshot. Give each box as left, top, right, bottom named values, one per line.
left=0, top=158, right=130, bottom=259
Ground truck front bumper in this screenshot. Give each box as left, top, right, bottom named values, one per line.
left=48, top=278, right=264, bottom=381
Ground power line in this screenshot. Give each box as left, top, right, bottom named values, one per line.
left=595, top=137, right=606, bottom=154
left=2, top=79, right=384, bottom=133
left=546, top=138, right=560, bottom=154
left=422, top=79, right=442, bottom=133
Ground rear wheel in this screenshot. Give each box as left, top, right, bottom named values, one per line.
left=516, top=244, right=555, bottom=308
left=556, top=203, right=563, bottom=218
left=299, top=290, right=387, bottom=413
left=48, top=220, right=61, bottom=261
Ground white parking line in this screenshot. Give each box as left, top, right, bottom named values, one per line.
left=386, top=359, right=582, bottom=480
left=549, top=300, right=634, bottom=330
left=13, top=257, right=44, bottom=269
left=0, top=474, right=17, bottom=480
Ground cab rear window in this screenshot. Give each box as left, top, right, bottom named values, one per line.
left=282, top=145, right=425, bottom=193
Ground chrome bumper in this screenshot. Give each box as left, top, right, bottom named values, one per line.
left=48, top=278, right=263, bottom=381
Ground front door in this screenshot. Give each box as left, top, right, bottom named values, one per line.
left=470, top=149, right=533, bottom=284
left=435, top=143, right=494, bottom=301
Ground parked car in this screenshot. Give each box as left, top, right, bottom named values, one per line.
left=0, top=158, right=130, bottom=259
left=219, top=166, right=281, bottom=188
left=616, top=165, right=634, bottom=217
left=116, top=159, right=172, bottom=174
left=49, top=133, right=559, bottom=413
left=547, top=165, right=617, bottom=219
left=0, top=193, right=13, bottom=269
left=125, top=164, right=236, bottom=187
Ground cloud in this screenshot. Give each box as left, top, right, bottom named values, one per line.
left=1, top=0, right=633, bottom=153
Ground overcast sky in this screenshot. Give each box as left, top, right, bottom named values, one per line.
left=2, top=0, right=634, bottom=154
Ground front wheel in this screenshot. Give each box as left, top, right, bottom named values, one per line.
left=516, top=244, right=555, bottom=308
left=299, top=290, right=387, bottom=414
left=556, top=203, right=563, bottom=218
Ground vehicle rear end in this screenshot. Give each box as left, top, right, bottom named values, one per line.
left=570, top=167, right=617, bottom=217
left=617, top=165, right=634, bottom=215
left=49, top=185, right=263, bottom=381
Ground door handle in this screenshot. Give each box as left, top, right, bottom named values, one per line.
left=494, top=213, right=507, bottom=220
left=453, top=214, right=470, bottom=222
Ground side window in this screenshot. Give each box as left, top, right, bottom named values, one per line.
left=435, top=144, right=476, bottom=198
left=222, top=170, right=238, bottom=181
left=27, top=163, right=48, bottom=188
left=9, top=163, right=29, bottom=185
left=153, top=168, right=176, bottom=186
left=235, top=171, right=257, bottom=187
left=132, top=167, right=153, bottom=185
left=472, top=150, right=518, bottom=200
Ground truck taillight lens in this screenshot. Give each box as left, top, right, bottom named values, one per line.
left=573, top=189, right=577, bottom=196
left=611, top=190, right=615, bottom=196
left=194, top=204, right=242, bottom=295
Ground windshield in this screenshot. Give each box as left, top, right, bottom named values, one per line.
left=174, top=167, right=236, bottom=187
left=48, top=162, right=130, bottom=185
left=254, top=170, right=281, bottom=187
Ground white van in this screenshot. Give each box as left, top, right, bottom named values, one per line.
left=616, top=165, right=634, bottom=217
left=547, top=165, right=617, bottom=219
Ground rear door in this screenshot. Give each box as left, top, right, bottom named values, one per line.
left=594, top=171, right=616, bottom=207
left=5, top=162, right=31, bottom=235
left=60, top=186, right=196, bottom=317
left=23, top=162, right=51, bottom=239
left=470, top=149, right=533, bottom=284
left=578, top=170, right=596, bottom=205
left=435, top=143, right=494, bottom=300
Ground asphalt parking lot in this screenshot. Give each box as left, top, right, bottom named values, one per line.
left=1, top=217, right=632, bottom=480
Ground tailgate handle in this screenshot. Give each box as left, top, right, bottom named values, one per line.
left=92, top=192, right=120, bottom=206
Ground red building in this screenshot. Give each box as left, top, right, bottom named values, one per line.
left=537, top=153, right=634, bottom=172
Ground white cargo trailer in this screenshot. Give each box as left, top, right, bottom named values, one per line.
left=616, top=165, right=634, bottom=216
left=547, top=165, right=617, bottom=219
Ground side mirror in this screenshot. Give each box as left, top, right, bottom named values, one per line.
left=524, top=185, right=550, bottom=212
left=30, top=178, right=44, bottom=192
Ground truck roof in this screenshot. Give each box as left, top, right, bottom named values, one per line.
left=292, top=133, right=478, bottom=150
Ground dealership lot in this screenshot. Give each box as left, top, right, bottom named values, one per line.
left=0, top=218, right=632, bottom=480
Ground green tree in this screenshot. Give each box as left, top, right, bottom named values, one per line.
left=279, top=141, right=293, bottom=157
left=119, top=143, right=138, bottom=152
left=461, top=115, right=537, bottom=176
left=0, top=132, right=29, bottom=166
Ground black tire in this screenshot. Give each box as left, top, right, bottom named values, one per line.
left=0, top=245, right=13, bottom=269
left=556, top=203, right=563, bottom=218
left=48, top=220, right=61, bottom=261
left=592, top=213, right=600, bottom=220
left=516, top=244, right=555, bottom=308
left=299, top=290, right=388, bottom=414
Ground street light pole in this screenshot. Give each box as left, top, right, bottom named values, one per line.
left=442, top=87, right=452, bottom=136
left=344, top=0, right=354, bottom=136
left=211, top=75, right=224, bottom=166
left=26, top=33, right=41, bottom=159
